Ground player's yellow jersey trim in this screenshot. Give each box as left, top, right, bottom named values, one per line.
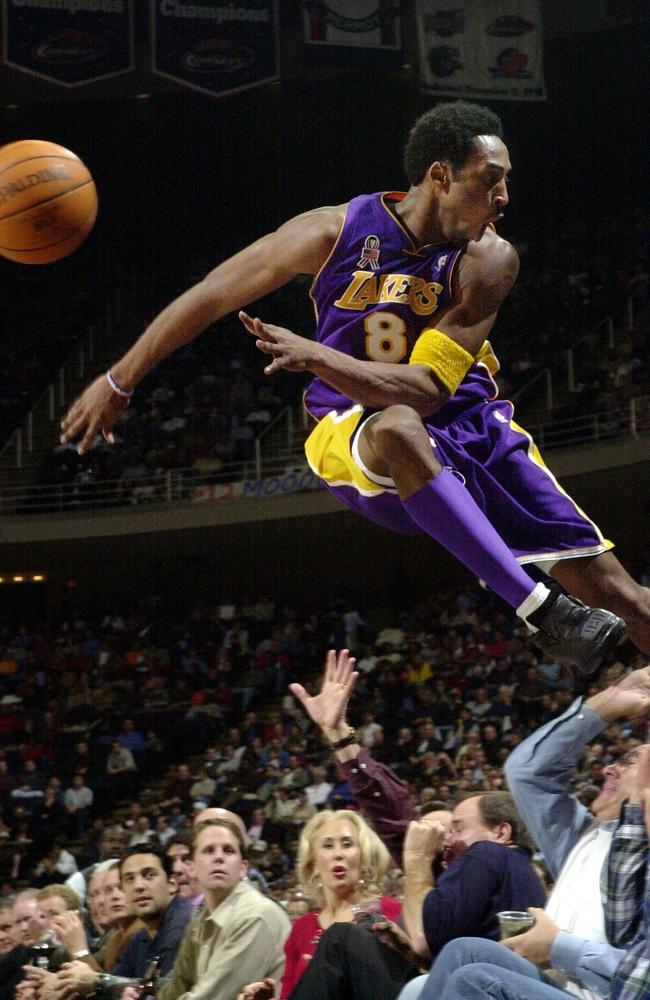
left=507, top=411, right=612, bottom=553
left=304, top=406, right=391, bottom=497
left=309, top=202, right=351, bottom=324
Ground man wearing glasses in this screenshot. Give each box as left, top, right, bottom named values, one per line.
left=498, top=665, right=650, bottom=999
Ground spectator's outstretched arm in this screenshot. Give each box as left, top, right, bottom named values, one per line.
left=290, top=650, right=417, bottom=862
left=505, top=666, right=650, bottom=878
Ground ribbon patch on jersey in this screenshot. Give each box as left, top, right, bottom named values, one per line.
left=357, top=235, right=381, bottom=270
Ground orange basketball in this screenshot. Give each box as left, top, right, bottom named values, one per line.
left=0, top=139, right=98, bottom=264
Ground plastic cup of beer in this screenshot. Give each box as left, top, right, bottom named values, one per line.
left=351, top=898, right=382, bottom=925
left=497, top=910, right=535, bottom=939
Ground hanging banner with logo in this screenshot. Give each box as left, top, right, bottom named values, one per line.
left=152, top=0, right=278, bottom=99
left=416, top=0, right=546, bottom=101
left=2, top=0, right=134, bottom=87
left=303, top=1, right=401, bottom=49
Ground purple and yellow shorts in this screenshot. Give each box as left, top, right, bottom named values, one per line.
left=304, top=399, right=613, bottom=568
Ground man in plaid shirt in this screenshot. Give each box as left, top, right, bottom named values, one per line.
left=604, top=749, right=650, bottom=1000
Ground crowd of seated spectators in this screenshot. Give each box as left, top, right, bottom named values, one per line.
left=0, top=581, right=643, bottom=888
left=0, top=575, right=648, bottom=998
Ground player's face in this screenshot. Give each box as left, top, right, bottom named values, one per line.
left=436, top=135, right=511, bottom=244
left=311, top=818, right=362, bottom=896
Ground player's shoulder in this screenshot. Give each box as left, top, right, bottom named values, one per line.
left=464, top=227, right=519, bottom=279
left=265, top=202, right=348, bottom=273
left=280, top=203, right=348, bottom=242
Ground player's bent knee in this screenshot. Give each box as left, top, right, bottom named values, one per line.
left=368, top=406, right=429, bottom=457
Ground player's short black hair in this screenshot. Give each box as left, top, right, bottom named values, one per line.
left=404, top=101, right=504, bottom=185
left=118, top=842, right=173, bottom=879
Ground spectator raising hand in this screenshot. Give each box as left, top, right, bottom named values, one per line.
left=289, top=648, right=359, bottom=741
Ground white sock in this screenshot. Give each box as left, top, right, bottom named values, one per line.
left=516, top=582, right=552, bottom=633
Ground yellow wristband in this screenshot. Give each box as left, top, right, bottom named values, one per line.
left=409, top=327, right=474, bottom=395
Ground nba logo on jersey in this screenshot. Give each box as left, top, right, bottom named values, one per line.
left=433, top=254, right=448, bottom=274
left=357, top=235, right=381, bottom=270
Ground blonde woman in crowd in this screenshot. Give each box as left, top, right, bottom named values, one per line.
left=238, top=808, right=401, bottom=1000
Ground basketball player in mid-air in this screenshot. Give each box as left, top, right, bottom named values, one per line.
left=60, top=101, right=650, bottom=671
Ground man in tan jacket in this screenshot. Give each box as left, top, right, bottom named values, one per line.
left=160, top=819, right=289, bottom=1000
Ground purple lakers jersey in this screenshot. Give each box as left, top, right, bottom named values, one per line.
left=304, top=192, right=499, bottom=422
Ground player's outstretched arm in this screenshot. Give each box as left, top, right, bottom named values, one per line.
left=240, top=311, right=450, bottom=416
left=59, top=205, right=345, bottom=454
left=240, top=234, right=519, bottom=416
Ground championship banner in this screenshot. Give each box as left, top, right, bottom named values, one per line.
left=2, top=0, right=133, bottom=88
left=303, top=1, right=401, bottom=49
left=152, top=0, right=278, bottom=99
left=416, top=0, right=546, bottom=102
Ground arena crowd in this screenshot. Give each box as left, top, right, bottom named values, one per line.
left=0, top=579, right=648, bottom=999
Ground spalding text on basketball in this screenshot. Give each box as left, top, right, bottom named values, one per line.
left=0, top=165, right=72, bottom=206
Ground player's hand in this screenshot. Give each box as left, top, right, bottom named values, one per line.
left=501, top=908, right=559, bottom=966
left=239, top=311, right=317, bottom=374
left=60, top=373, right=128, bottom=454
left=236, top=977, right=276, bottom=1000
left=51, top=910, right=87, bottom=954
left=587, top=666, right=650, bottom=722
left=121, top=988, right=141, bottom=1000
left=289, top=649, right=358, bottom=735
